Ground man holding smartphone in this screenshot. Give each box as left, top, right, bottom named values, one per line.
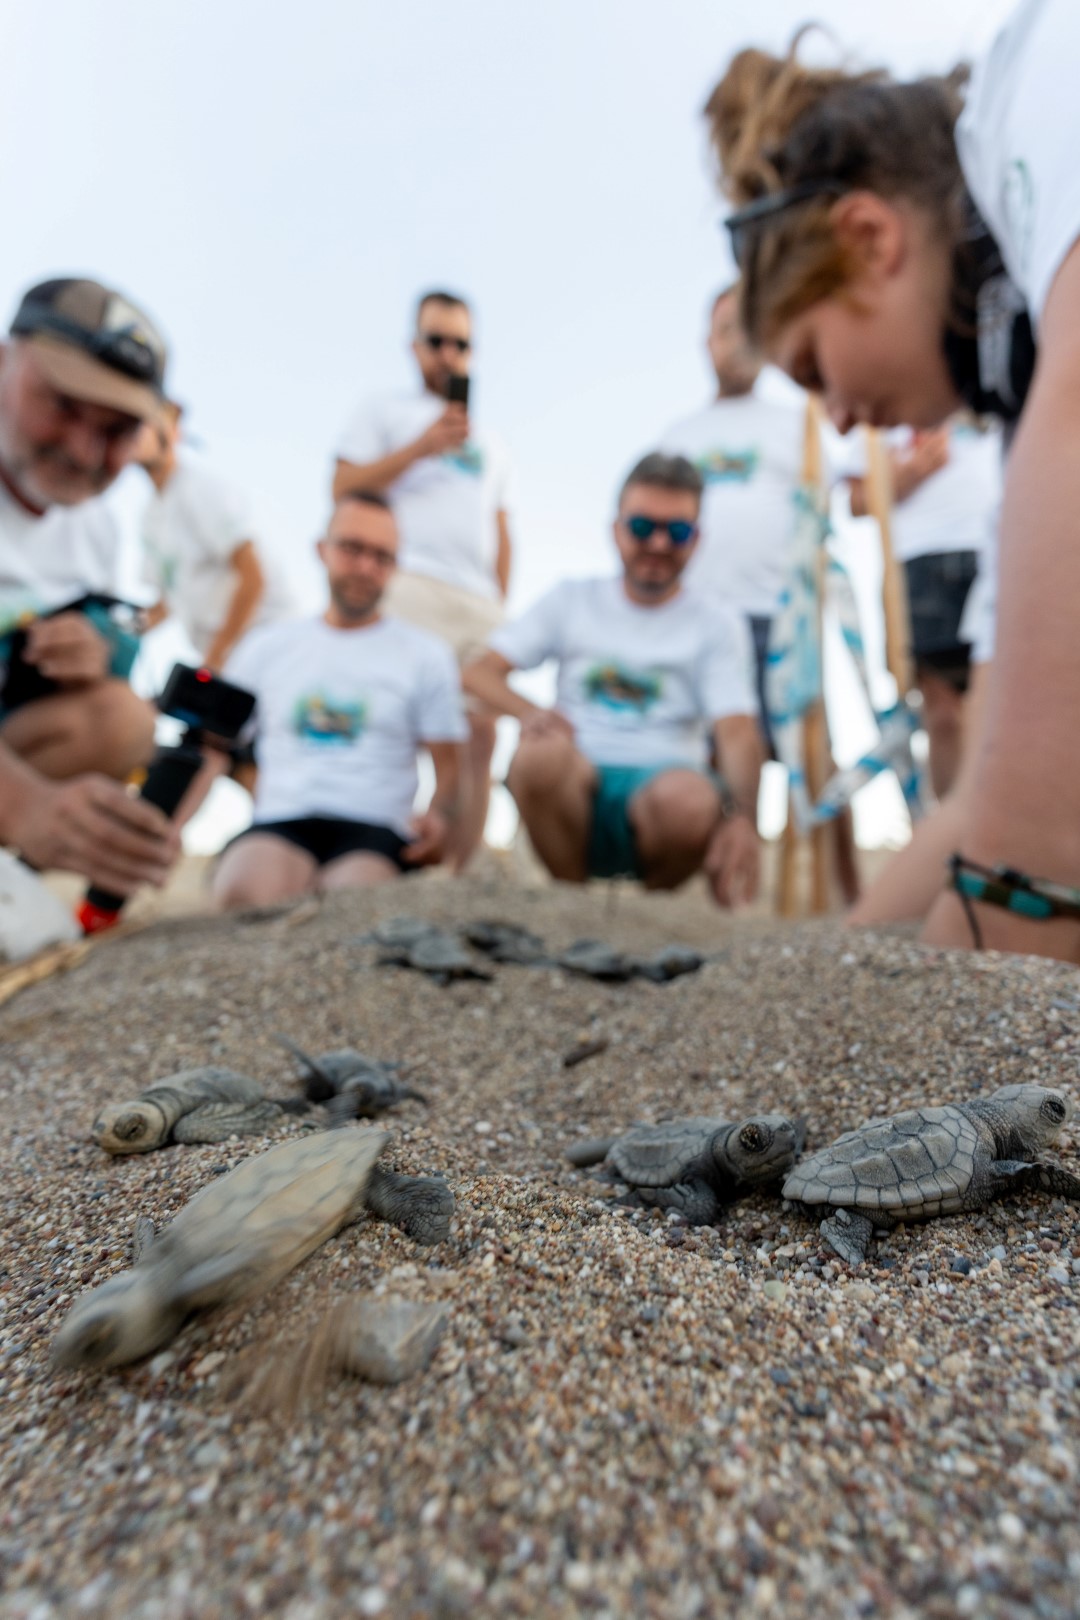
left=0, top=277, right=181, bottom=898
left=333, top=290, right=515, bottom=870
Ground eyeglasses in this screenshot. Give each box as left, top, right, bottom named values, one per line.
left=622, top=514, right=698, bottom=547
left=420, top=333, right=471, bottom=354
left=330, top=539, right=396, bottom=569
left=724, top=181, right=848, bottom=268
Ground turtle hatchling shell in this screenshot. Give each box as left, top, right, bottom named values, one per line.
left=610, top=1117, right=729, bottom=1187
left=160, top=1125, right=390, bottom=1297
left=783, top=1104, right=980, bottom=1215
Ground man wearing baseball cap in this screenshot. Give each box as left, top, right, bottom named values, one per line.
left=0, top=276, right=181, bottom=898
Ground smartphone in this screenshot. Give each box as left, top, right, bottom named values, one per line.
left=447, top=374, right=470, bottom=409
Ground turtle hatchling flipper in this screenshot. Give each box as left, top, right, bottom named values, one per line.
left=1033, top=1163, right=1080, bottom=1200
left=633, top=1180, right=724, bottom=1226
left=172, top=1100, right=283, bottom=1144
left=364, top=1166, right=454, bottom=1245
left=273, top=1033, right=337, bottom=1103
left=131, top=1215, right=157, bottom=1264
left=820, top=1208, right=875, bottom=1266
left=565, top=1137, right=617, bottom=1168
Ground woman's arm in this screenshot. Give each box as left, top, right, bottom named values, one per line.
left=922, top=240, right=1080, bottom=959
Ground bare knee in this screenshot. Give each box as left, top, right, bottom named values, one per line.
left=633, top=771, right=721, bottom=853
left=86, top=682, right=157, bottom=778
left=507, top=734, right=586, bottom=803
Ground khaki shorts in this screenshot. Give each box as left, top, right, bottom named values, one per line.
left=383, top=571, right=504, bottom=668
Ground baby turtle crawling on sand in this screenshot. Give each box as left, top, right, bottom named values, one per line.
left=93, top=1068, right=302, bottom=1155
left=566, top=1113, right=804, bottom=1225
left=275, top=1034, right=426, bottom=1120
left=462, top=920, right=548, bottom=965
left=371, top=918, right=494, bottom=985
left=53, top=1127, right=455, bottom=1370
left=783, top=1084, right=1080, bottom=1265
left=557, top=939, right=705, bottom=983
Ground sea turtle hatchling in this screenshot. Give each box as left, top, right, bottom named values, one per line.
left=566, top=1113, right=805, bottom=1225
left=275, top=1034, right=427, bottom=1120
left=783, top=1084, right=1080, bottom=1266
left=92, top=1068, right=298, bottom=1155
left=52, top=1127, right=456, bottom=1370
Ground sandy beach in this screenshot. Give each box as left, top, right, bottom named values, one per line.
left=2, top=872, right=1079, bottom=1618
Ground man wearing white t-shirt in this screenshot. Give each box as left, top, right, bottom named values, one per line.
left=0, top=277, right=180, bottom=899
left=660, top=286, right=806, bottom=752
left=136, top=401, right=290, bottom=670
left=465, top=454, right=763, bottom=906
left=202, top=492, right=467, bottom=908
left=845, top=417, right=1002, bottom=797
left=333, top=290, right=514, bottom=868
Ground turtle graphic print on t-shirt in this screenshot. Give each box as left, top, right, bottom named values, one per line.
left=293, top=692, right=367, bottom=745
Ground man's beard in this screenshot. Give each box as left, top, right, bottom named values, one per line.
left=4, top=444, right=109, bottom=508
left=627, top=559, right=683, bottom=599
left=330, top=582, right=383, bottom=622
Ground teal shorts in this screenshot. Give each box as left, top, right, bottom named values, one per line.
left=587, top=763, right=673, bottom=881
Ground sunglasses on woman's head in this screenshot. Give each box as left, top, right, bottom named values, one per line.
left=421, top=334, right=470, bottom=354
left=622, top=514, right=698, bottom=547
left=723, top=180, right=848, bottom=268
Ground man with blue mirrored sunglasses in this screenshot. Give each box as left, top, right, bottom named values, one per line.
left=465, top=452, right=764, bottom=906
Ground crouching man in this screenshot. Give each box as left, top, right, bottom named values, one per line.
left=465, top=453, right=763, bottom=905
left=202, top=493, right=466, bottom=907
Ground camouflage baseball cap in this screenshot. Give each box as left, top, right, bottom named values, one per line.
left=9, top=277, right=168, bottom=424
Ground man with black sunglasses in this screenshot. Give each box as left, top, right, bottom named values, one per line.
left=333, top=290, right=515, bottom=874
left=464, top=453, right=763, bottom=906
left=0, top=277, right=182, bottom=903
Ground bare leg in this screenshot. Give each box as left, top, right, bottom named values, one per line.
left=318, top=851, right=400, bottom=891
left=212, top=833, right=317, bottom=909
left=506, top=734, right=596, bottom=882
left=849, top=664, right=988, bottom=929
left=919, top=669, right=966, bottom=800
left=629, top=769, right=721, bottom=890
left=452, top=712, right=496, bottom=872
left=0, top=680, right=156, bottom=780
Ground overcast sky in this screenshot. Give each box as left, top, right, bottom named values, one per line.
left=0, top=0, right=1016, bottom=848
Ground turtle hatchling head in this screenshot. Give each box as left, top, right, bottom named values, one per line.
left=92, top=1102, right=168, bottom=1155
left=51, top=1269, right=181, bottom=1371
left=990, top=1084, right=1072, bottom=1150
left=719, top=1115, right=802, bottom=1185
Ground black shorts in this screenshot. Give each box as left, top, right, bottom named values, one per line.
left=903, top=551, right=978, bottom=692
left=237, top=816, right=410, bottom=870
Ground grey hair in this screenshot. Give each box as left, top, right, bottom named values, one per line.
left=618, top=452, right=704, bottom=507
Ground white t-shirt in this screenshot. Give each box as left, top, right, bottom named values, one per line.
left=959, top=0, right=1080, bottom=330
left=225, top=615, right=468, bottom=834
left=140, top=454, right=290, bottom=658
left=489, top=576, right=755, bottom=770
left=336, top=392, right=515, bottom=602
left=0, top=481, right=124, bottom=631
left=841, top=422, right=1002, bottom=564
left=659, top=382, right=805, bottom=617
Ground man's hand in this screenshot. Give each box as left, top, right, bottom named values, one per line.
left=402, top=807, right=451, bottom=867
left=704, top=813, right=760, bottom=909
left=23, top=614, right=110, bottom=686
left=415, top=404, right=470, bottom=460
left=518, top=707, right=574, bottom=743
left=9, top=775, right=180, bottom=896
